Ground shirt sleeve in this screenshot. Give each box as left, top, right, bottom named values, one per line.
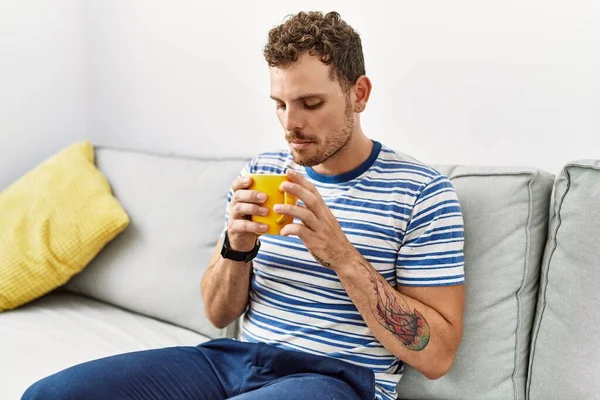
left=396, top=174, right=465, bottom=287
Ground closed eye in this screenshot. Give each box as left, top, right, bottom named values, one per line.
left=304, top=102, right=322, bottom=110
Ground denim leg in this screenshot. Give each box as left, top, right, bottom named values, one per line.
left=22, top=339, right=375, bottom=400
left=229, top=373, right=364, bottom=400
left=243, top=342, right=376, bottom=399
left=21, top=346, right=227, bottom=400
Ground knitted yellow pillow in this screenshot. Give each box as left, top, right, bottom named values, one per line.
left=0, top=141, right=129, bottom=311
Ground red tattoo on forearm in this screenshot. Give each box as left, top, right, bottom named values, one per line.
left=360, top=262, right=430, bottom=351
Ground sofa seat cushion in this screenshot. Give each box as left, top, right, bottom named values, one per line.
left=0, top=291, right=210, bottom=400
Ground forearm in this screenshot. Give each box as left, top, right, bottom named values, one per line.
left=201, top=257, right=252, bottom=329
left=336, top=250, right=461, bottom=380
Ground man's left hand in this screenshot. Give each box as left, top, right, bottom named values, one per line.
left=274, top=169, right=357, bottom=271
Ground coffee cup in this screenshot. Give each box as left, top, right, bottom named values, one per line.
left=249, top=173, right=298, bottom=235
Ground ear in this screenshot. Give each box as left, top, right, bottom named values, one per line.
left=352, top=76, right=372, bottom=113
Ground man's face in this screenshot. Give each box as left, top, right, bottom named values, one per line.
left=269, top=53, right=354, bottom=167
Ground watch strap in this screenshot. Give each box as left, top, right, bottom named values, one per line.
left=220, top=230, right=260, bottom=262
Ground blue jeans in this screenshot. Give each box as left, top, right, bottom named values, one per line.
left=22, top=338, right=375, bottom=399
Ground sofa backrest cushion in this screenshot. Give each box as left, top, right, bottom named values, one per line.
left=65, top=146, right=248, bottom=339
left=527, top=160, right=600, bottom=399
left=396, top=166, right=554, bottom=400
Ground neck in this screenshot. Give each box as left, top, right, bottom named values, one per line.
left=311, top=127, right=373, bottom=176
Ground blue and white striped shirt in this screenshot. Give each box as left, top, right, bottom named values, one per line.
left=225, top=141, right=465, bottom=399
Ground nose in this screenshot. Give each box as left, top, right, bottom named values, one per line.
left=282, top=108, right=302, bottom=132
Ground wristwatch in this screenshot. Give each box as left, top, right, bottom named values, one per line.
left=220, top=230, right=261, bottom=262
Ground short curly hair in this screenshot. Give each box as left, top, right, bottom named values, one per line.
left=264, top=11, right=365, bottom=92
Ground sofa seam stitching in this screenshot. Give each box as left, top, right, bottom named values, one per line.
left=449, top=171, right=540, bottom=180
left=511, top=171, right=536, bottom=400
left=94, top=144, right=252, bottom=162
left=525, top=166, right=572, bottom=399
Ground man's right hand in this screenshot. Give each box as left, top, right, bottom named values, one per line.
left=227, top=176, right=269, bottom=252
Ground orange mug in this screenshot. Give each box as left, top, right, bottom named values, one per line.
left=249, top=174, right=298, bottom=235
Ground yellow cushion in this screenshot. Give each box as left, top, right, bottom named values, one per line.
left=0, top=141, right=129, bottom=312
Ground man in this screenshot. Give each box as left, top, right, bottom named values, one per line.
left=23, top=11, right=464, bottom=400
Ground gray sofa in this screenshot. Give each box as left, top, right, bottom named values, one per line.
left=1, top=145, right=599, bottom=400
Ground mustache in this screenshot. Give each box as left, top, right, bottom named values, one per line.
left=285, top=131, right=318, bottom=142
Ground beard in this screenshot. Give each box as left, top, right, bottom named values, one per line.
left=287, top=101, right=355, bottom=167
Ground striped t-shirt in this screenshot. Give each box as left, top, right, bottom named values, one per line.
left=224, top=141, right=465, bottom=400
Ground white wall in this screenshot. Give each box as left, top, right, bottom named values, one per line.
left=86, top=0, right=600, bottom=173
left=364, top=0, right=600, bottom=171
left=1, top=1, right=599, bottom=188
left=0, top=0, right=88, bottom=190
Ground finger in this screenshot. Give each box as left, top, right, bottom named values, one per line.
left=230, top=203, right=269, bottom=220
left=229, top=219, right=269, bottom=235
left=273, top=203, right=319, bottom=230
left=280, top=223, right=311, bottom=239
left=286, top=169, right=318, bottom=194
left=231, top=176, right=253, bottom=191
left=280, top=181, right=322, bottom=215
left=232, top=189, right=268, bottom=206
